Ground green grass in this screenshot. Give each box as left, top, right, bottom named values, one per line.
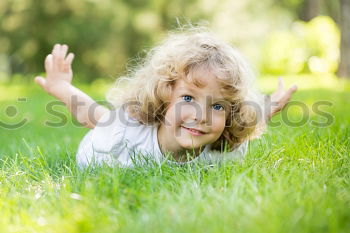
left=0, top=75, right=349, bottom=233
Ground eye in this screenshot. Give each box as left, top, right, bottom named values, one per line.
left=182, top=95, right=193, bottom=102
left=212, top=104, right=224, bottom=111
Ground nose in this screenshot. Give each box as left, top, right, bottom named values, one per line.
left=194, top=103, right=211, bottom=125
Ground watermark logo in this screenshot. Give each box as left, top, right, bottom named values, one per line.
left=0, top=95, right=335, bottom=130
left=0, top=98, right=29, bottom=130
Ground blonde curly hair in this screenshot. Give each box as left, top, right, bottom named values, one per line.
left=107, top=30, right=265, bottom=152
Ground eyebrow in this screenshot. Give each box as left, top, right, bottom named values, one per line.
left=178, top=85, right=198, bottom=94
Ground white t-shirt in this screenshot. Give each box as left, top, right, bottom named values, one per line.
left=76, top=106, right=248, bottom=168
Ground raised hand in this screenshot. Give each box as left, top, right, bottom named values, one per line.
left=34, top=44, right=75, bottom=97
left=34, top=44, right=108, bottom=128
left=265, top=77, right=298, bottom=120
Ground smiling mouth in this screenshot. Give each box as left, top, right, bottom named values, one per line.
left=181, top=126, right=207, bottom=135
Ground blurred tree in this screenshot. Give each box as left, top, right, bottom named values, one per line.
left=337, top=0, right=350, bottom=78
left=299, top=0, right=322, bottom=21
left=274, top=0, right=349, bottom=78
left=0, top=0, right=208, bottom=82
left=275, top=0, right=340, bottom=22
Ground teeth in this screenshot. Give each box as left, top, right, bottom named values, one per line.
left=185, top=127, right=201, bottom=133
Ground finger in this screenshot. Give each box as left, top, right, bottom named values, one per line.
left=54, top=44, right=66, bottom=70
left=278, top=85, right=298, bottom=110
left=290, top=84, right=298, bottom=92
left=278, top=77, right=284, bottom=90
left=60, top=44, right=68, bottom=59
left=65, top=53, right=74, bottom=65
left=271, top=77, right=284, bottom=100
left=52, top=44, right=61, bottom=70
left=57, top=44, right=68, bottom=70
left=284, top=85, right=298, bottom=100
left=52, top=44, right=60, bottom=57
left=63, top=53, right=74, bottom=73
left=34, top=76, right=46, bottom=89
left=44, top=54, right=53, bottom=72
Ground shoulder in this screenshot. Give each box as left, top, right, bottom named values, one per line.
left=76, top=106, right=154, bottom=167
left=91, top=106, right=141, bottom=152
left=92, top=106, right=158, bottom=152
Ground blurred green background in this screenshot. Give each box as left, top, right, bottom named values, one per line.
left=0, top=0, right=348, bottom=82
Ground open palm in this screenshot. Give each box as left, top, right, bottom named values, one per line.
left=266, top=78, right=298, bottom=119
left=34, top=44, right=74, bottom=96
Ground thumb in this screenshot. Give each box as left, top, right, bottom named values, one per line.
left=287, top=85, right=298, bottom=96
left=290, top=85, right=298, bottom=92
left=34, top=76, right=46, bottom=89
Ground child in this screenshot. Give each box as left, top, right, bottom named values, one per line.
left=34, top=31, right=297, bottom=167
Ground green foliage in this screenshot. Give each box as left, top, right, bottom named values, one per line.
left=273, top=0, right=341, bottom=22
left=261, top=16, right=340, bottom=75
left=0, top=0, right=208, bottom=82
left=0, top=0, right=344, bottom=81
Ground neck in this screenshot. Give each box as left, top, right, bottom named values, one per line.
left=157, top=123, right=204, bottom=162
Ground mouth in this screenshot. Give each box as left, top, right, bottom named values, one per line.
left=181, top=126, right=207, bottom=136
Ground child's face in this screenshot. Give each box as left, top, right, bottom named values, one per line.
left=159, top=68, right=230, bottom=153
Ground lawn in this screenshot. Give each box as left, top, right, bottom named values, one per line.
left=0, top=75, right=349, bottom=233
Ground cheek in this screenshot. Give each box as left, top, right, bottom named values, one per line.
left=181, top=105, right=197, bottom=121
left=164, top=105, right=184, bottom=128
left=164, top=106, right=175, bottom=127
left=165, top=103, right=195, bottom=125
left=211, top=113, right=226, bottom=132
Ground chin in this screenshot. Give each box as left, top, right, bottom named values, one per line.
left=177, top=139, right=204, bottom=150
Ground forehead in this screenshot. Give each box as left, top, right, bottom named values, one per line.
left=174, top=68, right=225, bottom=99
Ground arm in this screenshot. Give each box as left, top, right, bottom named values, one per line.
left=264, top=77, right=298, bottom=121
left=34, top=44, right=109, bottom=129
